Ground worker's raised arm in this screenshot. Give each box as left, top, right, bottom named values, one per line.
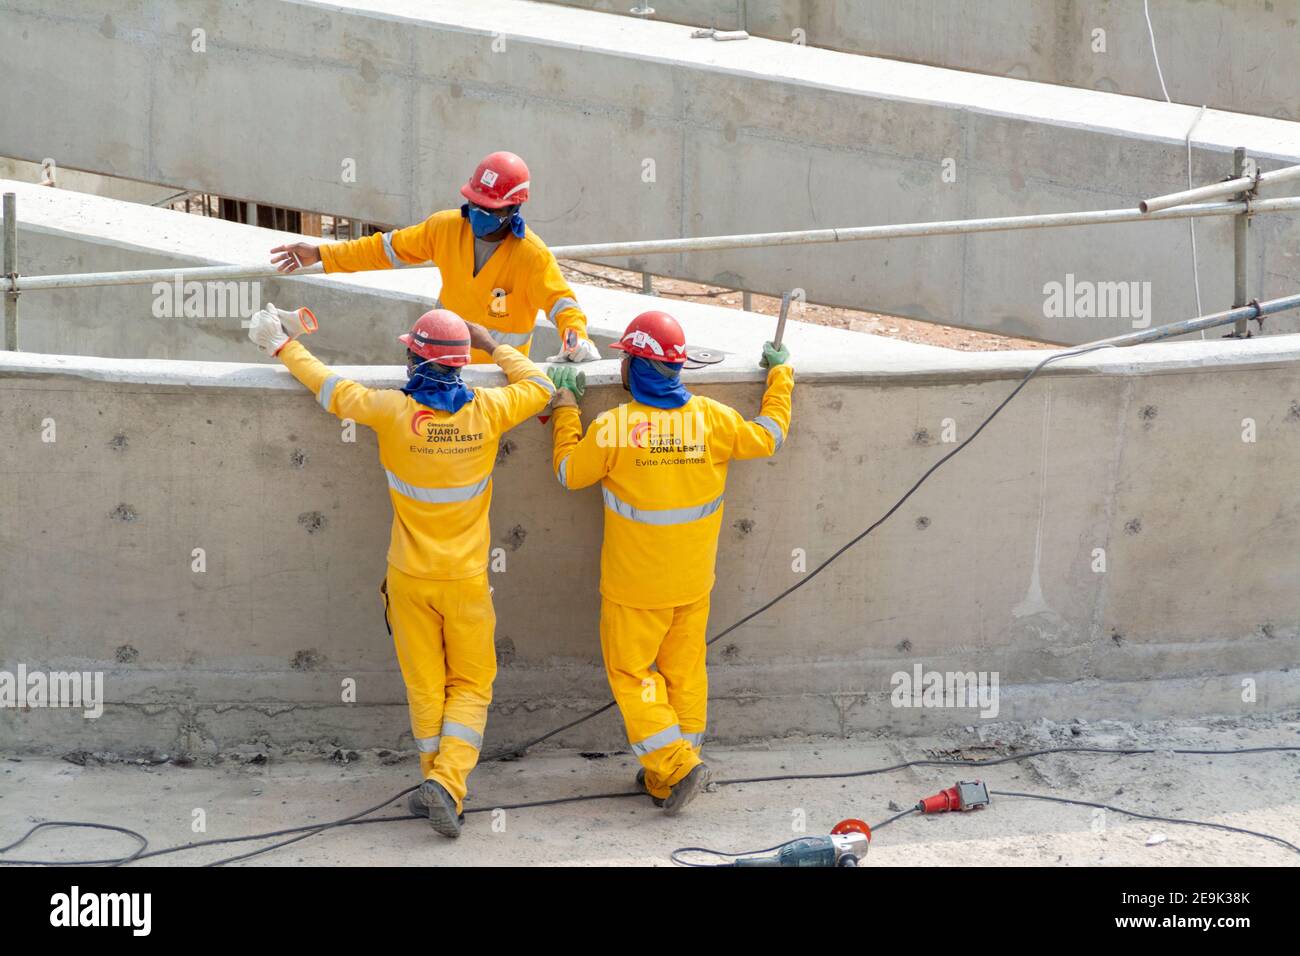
left=270, top=216, right=442, bottom=275
left=319, top=216, right=441, bottom=274
left=722, top=344, right=794, bottom=461
left=549, top=370, right=612, bottom=490
left=470, top=322, right=556, bottom=433
left=248, top=309, right=396, bottom=428
left=529, top=248, right=601, bottom=362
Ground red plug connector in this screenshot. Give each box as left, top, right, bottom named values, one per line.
left=917, top=780, right=991, bottom=814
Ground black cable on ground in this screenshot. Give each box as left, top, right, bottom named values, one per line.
left=990, top=790, right=1300, bottom=855
left=5, top=745, right=1297, bottom=866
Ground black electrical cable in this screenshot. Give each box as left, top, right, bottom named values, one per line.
left=989, top=790, right=1300, bottom=855
left=6, top=745, right=1297, bottom=866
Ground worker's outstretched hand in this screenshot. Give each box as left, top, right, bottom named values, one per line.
left=248, top=309, right=290, bottom=356
left=270, top=243, right=322, bottom=274
left=547, top=366, right=586, bottom=408
left=545, top=328, right=602, bottom=363
left=760, top=341, right=789, bottom=369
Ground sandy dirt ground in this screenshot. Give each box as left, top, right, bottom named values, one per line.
left=557, top=261, right=1059, bottom=352
left=2, top=715, right=1296, bottom=867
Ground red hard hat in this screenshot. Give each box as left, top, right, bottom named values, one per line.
left=460, top=151, right=531, bottom=209
left=399, top=309, right=472, bottom=367
left=609, top=310, right=688, bottom=364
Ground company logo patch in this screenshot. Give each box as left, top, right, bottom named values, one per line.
left=480, top=169, right=499, bottom=188
left=411, top=409, right=437, bottom=437
left=629, top=421, right=652, bottom=448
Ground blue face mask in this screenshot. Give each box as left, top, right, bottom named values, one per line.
left=626, top=356, right=692, bottom=409
left=464, top=203, right=526, bottom=240
left=403, top=359, right=475, bottom=414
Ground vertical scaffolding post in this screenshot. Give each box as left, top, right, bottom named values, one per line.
left=3, top=192, right=17, bottom=352
left=1232, top=147, right=1253, bottom=337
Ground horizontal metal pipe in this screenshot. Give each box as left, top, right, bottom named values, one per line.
left=4, top=197, right=1300, bottom=293
left=551, top=196, right=1300, bottom=260
left=1081, top=292, right=1300, bottom=350
left=1139, top=162, right=1300, bottom=213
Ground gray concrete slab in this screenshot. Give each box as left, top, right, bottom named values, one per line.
left=550, top=0, right=1300, bottom=122
left=3, top=1, right=1297, bottom=342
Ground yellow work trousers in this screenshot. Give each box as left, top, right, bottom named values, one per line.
left=383, top=565, right=497, bottom=813
left=600, top=595, right=710, bottom=800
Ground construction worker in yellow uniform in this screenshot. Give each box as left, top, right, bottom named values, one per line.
left=547, top=310, right=793, bottom=815
left=247, top=304, right=555, bottom=837
left=270, top=151, right=601, bottom=365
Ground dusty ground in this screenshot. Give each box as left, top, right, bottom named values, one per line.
left=558, top=260, right=1059, bottom=352
left=2, top=715, right=1296, bottom=867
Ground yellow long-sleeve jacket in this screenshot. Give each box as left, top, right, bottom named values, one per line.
left=320, top=209, right=588, bottom=363
left=279, top=338, right=555, bottom=580
left=551, top=365, right=794, bottom=609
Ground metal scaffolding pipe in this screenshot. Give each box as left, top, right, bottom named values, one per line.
left=1139, top=162, right=1300, bottom=213
left=1081, top=292, right=1300, bottom=350
left=3, top=196, right=1300, bottom=294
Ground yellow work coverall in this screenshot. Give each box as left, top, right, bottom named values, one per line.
left=320, top=210, right=590, bottom=362
left=550, top=365, right=794, bottom=798
left=278, top=338, right=555, bottom=811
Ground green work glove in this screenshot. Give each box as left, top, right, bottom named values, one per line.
left=547, top=365, right=586, bottom=402
left=760, top=341, right=789, bottom=369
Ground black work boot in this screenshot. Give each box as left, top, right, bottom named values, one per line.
left=408, top=779, right=464, bottom=838
left=663, top=763, right=712, bottom=817
left=635, top=767, right=666, bottom=808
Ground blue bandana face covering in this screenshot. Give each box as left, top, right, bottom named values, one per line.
left=463, top=203, right=526, bottom=240
left=627, top=355, right=692, bottom=409
left=403, top=359, right=475, bottom=414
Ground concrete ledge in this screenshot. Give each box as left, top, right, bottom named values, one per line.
left=3, top=335, right=1299, bottom=754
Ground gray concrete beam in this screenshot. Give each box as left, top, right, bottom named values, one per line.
left=2, top=1, right=1298, bottom=343
left=551, top=0, right=1300, bottom=122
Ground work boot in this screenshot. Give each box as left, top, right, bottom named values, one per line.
left=408, top=779, right=464, bottom=838
left=635, top=768, right=666, bottom=808
left=663, top=763, right=712, bottom=817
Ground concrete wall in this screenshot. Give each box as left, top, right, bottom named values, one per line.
left=552, top=0, right=1300, bottom=121
left=3, top=1, right=1298, bottom=343
left=3, top=335, right=1299, bottom=756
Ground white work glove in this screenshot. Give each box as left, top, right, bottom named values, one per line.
left=545, top=328, right=601, bottom=363
left=248, top=308, right=290, bottom=356
left=268, top=301, right=316, bottom=337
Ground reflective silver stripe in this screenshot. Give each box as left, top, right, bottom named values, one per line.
left=753, top=415, right=785, bottom=451
left=386, top=471, right=490, bottom=504
left=682, top=731, right=705, bottom=748
left=318, top=375, right=341, bottom=411
left=602, top=488, right=724, bottom=526
left=548, top=296, right=579, bottom=322
left=414, top=735, right=440, bottom=753
left=441, top=720, right=483, bottom=750
left=494, top=329, right=533, bottom=347
left=558, top=456, right=571, bottom=489
left=381, top=231, right=400, bottom=268
left=530, top=375, right=556, bottom=395
left=630, top=724, right=683, bottom=757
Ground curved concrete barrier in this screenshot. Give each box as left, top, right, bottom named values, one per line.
left=3, top=333, right=1298, bottom=756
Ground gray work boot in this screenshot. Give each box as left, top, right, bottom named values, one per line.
left=663, top=763, right=712, bottom=817
left=408, top=779, right=464, bottom=838
left=635, top=768, right=666, bottom=808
